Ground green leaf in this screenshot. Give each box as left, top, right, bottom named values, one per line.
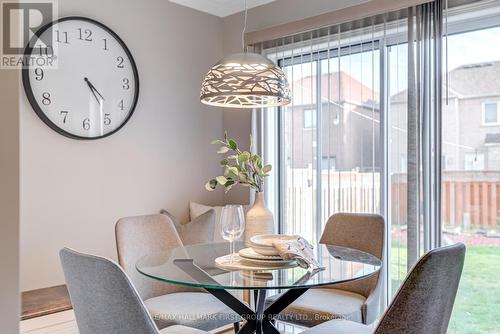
left=216, top=176, right=228, bottom=185
left=205, top=179, right=217, bottom=191
left=228, top=139, right=238, bottom=150
left=224, top=180, right=235, bottom=187
left=217, top=146, right=230, bottom=154
left=228, top=166, right=239, bottom=177
left=220, top=159, right=229, bottom=166
left=262, top=164, right=272, bottom=173
left=239, top=172, right=249, bottom=182
left=238, top=151, right=250, bottom=163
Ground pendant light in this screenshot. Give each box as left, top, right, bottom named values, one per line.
left=200, top=0, right=291, bottom=108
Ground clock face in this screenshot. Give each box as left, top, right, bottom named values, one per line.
left=22, top=17, right=139, bottom=140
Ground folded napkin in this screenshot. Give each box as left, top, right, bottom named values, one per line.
left=273, top=236, right=324, bottom=270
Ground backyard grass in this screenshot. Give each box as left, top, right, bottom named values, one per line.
left=391, top=244, right=500, bottom=334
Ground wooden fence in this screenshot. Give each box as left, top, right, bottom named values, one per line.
left=284, top=169, right=500, bottom=234
left=392, top=171, right=500, bottom=229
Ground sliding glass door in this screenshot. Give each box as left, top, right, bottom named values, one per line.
left=442, top=25, right=500, bottom=334
left=263, top=3, right=500, bottom=333
left=278, top=41, right=381, bottom=244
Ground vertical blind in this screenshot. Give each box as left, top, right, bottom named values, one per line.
left=251, top=3, right=443, bottom=300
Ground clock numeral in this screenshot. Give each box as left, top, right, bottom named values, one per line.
left=83, top=118, right=91, bottom=131
left=34, top=68, right=44, bottom=81
left=55, top=30, right=70, bottom=44
left=42, top=92, right=51, bottom=105
left=104, top=113, right=111, bottom=126
left=116, top=56, right=124, bottom=68
left=77, top=28, right=92, bottom=41
left=118, top=99, right=125, bottom=110
left=122, top=78, right=130, bottom=90
left=103, top=38, right=108, bottom=51
left=60, top=111, right=69, bottom=123
left=37, top=45, right=54, bottom=57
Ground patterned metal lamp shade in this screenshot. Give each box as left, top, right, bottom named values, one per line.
left=200, top=52, right=291, bottom=108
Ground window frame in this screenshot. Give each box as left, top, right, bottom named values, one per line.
left=303, top=108, right=317, bottom=128
left=482, top=101, right=500, bottom=126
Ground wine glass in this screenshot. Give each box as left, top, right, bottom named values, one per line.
left=220, top=205, right=245, bottom=263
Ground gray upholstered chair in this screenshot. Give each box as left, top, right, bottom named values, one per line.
left=59, top=247, right=208, bottom=334
left=266, top=213, right=385, bottom=327
left=301, top=243, right=466, bottom=334
left=115, top=213, right=239, bottom=331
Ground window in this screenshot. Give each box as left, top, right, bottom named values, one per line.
left=483, top=102, right=499, bottom=125
left=439, top=25, right=500, bottom=334
left=276, top=43, right=380, bottom=244
left=321, top=156, right=336, bottom=170
left=264, top=5, right=500, bottom=333
left=303, top=109, right=317, bottom=128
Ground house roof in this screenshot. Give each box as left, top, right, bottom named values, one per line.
left=449, top=61, right=500, bottom=97
left=290, top=72, right=379, bottom=109
left=390, top=60, right=500, bottom=102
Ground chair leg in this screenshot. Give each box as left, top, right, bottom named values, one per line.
left=233, top=321, right=240, bottom=333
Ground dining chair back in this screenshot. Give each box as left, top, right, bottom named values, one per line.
left=115, top=214, right=194, bottom=300
left=302, top=243, right=465, bottom=334
left=320, top=213, right=385, bottom=259
left=320, top=213, right=385, bottom=323
left=59, top=247, right=159, bottom=334
left=374, top=242, right=465, bottom=333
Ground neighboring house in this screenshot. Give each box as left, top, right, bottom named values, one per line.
left=283, top=60, right=500, bottom=174
left=283, top=71, right=380, bottom=171
left=391, top=61, right=500, bottom=172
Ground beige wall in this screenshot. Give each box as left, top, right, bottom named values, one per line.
left=20, top=0, right=225, bottom=291
left=19, top=0, right=396, bottom=291
left=0, top=67, right=20, bottom=330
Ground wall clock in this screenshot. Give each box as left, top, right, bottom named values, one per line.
left=22, top=17, right=139, bottom=140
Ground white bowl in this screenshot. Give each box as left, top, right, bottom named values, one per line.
left=250, top=234, right=298, bottom=247
left=249, top=244, right=280, bottom=256
left=250, top=234, right=298, bottom=256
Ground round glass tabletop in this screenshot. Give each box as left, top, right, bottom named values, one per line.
left=136, top=242, right=381, bottom=290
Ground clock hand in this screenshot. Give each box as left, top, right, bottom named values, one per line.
left=84, top=77, right=105, bottom=104
left=88, top=81, right=105, bottom=101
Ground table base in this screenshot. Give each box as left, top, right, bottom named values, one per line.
left=173, top=259, right=309, bottom=334
left=207, top=287, right=308, bottom=334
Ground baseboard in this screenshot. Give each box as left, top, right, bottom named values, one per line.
left=20, top=310, right=78, bottom=334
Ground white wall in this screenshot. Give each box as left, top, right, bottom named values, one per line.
left=0, top=60, right=20, bottom=333
left=20, top=0, right=225, bottom=291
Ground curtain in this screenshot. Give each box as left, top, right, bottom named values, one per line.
left=250, top=0, right=450, bottom=303
left=407, top=0, right=444, bottom=268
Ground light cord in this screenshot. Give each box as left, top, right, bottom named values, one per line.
left=242, top=0, right=248, bottom=52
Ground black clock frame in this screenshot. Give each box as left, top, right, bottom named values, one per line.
left=22, top=16, right=140, bottom=140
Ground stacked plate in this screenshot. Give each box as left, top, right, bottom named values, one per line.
left=236, top=234, right=298, bottom=266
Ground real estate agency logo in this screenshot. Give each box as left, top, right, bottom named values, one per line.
left=1, top=0, right=58, bottom=69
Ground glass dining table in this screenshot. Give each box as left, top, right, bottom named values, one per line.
left=136, top=241, right=381, bottom=334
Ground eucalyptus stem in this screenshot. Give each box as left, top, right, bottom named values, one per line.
left=205, top=133, right=271, bottom=194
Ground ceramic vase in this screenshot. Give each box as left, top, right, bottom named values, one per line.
left=244, top=192, right=274, bottom=246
